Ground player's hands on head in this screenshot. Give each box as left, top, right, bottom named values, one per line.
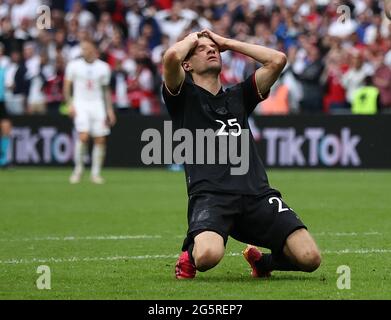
left=184, top=32, right=201, bottom=47
left=200, top=29, right=229, bottom=52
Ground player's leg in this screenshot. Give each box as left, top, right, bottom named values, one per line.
left=192, top=231, right=225, bottom=271
left=70, top=131, right=89, bottom=183
left=175, top=192, right=238, bottom=279
left=176, top=230, right=226, bottom=279
left=0, top=119, right=12, bottom=167
left=70, top=108, right=91, bottom=183
left=235, top=194, right=321, bottom=276
left=90, top=135, right=106, bottom=184
left=245, top=229, right=321, bottom=275
left=281, top=228, right=321, bottom=272
left=90, top=110, right=110, bottom=184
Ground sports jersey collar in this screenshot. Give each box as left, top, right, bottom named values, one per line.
left=193, top=83, right=225, bottom=97
left=185, top=72, right=225, bottom=96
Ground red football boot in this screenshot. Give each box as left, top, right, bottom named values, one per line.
left=243, top=246, right=271, bottom=278
left=175, top=251, right=196, bottom=279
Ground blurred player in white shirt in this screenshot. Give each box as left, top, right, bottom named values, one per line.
left=64, top=40, right=116, bottom=184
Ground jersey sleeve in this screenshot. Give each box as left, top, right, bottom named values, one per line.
left=161, top=77, right=187, bottom=117
left=240, top=72, right=269, bottom=115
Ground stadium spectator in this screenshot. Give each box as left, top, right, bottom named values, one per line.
left=280, top=45, right=302, bottom=113
left=65, top=0, right=95, bottom=29
left=294, top=45, right=325, bottom=113
left=351, top=76, right=380, bottom=114
left=151, top=34, right=170, bottom=65
left=259, top=78, right=289, bottom=115
left=110, top=57, right=130, bottom=112
left=138, top=16, right=162, bottom=51
left=0, top=41, right=12, bottom=168
left=155, top=1, right=192, bottom=44
left=341, top=52, right=374, bottom=108
left=372, top=52, right=391, bottom=111
left=0, top=0, right=9, bottom=21
left=44, top=54, right=65, bottom=115
left=125, top=1, right=143, bottom=41
left=322, top=48, right=349, bottom=113
left=10, top=0, right=37, bottom=29
left=105, top=27, right=127, bottom=68
left=7, top=50, right=29, bottom=114
left=14, top=17, right=34, bottom=42
left=128, top=56, right=159, bottom=115
left=27, top=50, right=51, bottom=114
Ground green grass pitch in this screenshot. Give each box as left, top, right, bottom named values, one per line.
left=0, top=168, right=390, bottom=300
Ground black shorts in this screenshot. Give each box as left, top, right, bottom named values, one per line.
left=0, top=101, right=8, bottom=120
left=182, top=191, right=306, bottom=254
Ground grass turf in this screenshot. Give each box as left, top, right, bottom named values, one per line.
left=0, top=168, right=390, bottom=300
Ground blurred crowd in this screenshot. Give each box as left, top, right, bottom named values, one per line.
left=0, top=0, right=390, bottom=116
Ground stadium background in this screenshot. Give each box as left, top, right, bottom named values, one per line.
left=1, top=0, right=391, bottom=169
left=1, top=0, right=390, bottom=117
left=1, top=0, right=391, bottom=300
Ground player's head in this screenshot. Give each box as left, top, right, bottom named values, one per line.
left=80, top=40, right=98, bottom=63
left=182, top=32, right=222, bottom=76
left=363, top=75, right=373, bottom=86
left=350, top=51, right=363, bottom=69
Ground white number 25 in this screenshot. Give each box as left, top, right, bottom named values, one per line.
left=216, top=118, right=242, bottom=137
left=268, top=197, right=290, bottom=213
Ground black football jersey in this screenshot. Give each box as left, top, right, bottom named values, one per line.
left=162, top=72, right=279, bottom=196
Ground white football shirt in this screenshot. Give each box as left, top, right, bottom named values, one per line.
left=65, top=58, right=111, bottom=109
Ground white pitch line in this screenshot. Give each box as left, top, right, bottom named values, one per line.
left=0, top=254, right=179, bottom=265
left=322, top=248, right=391, bottom=254
left=312, top=232, right=382, bottom=236
left=0, top=235, right=162, bottom=242
left=1, top=249, right=391, bottom=265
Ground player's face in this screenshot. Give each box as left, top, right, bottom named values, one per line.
left=81, top=42, right=96, bottom=62
left=186, top=37, right=222, bottom=75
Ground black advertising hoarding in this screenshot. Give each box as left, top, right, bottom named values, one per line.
left=252, top=115, right=391, bottom=168
left=6, top=114, right=391, bottom=169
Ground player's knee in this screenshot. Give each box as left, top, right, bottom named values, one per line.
left=194, top=247, right=224, bottom=272
left=94, top=137, right=106, bottom=145
left=297, top=249, right=321, bottom=272
left=79, top=135, right=89, bottom=143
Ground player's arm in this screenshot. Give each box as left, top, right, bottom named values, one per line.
left=202, top=29, right=287, bottom=98
left=63, top=78, right=75, bottom=118
left=103, top=85, right=116, bottom=126
left=63, top=63, right=76, bottom=118
left=162, top=32, right=200, bottom=95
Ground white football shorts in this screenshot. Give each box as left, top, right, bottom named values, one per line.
left=74, top=104, right=110, bottom=137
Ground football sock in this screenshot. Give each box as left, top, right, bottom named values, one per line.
left=187, top=243, right=195, bottom=265
left=255, top=253, right=300, bottom=272
left=91, top=144, right=105, bottom=177
left=0, top=136, right=10, bottom=166
left=74, top=139, right=87, bottom=175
